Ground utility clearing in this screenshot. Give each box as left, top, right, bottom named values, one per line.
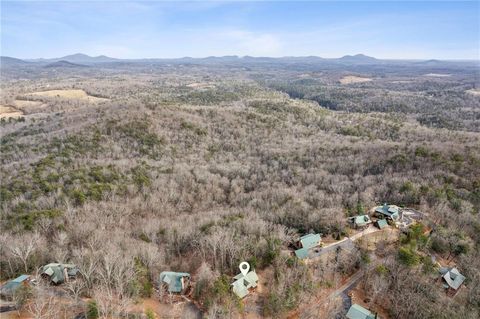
left=339, top=76, right=373, bottom=84
left=25, top=89, right=109, bottom=103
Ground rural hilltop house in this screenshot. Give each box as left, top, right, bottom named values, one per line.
left=439, top=267, right=466, bottom=295
left=231, top=269, right=259, bottom=298
left=346, top=304, right=378, bottom=319
left=41, top=263, right=79, bottom=284
left=349, top=215, right=372, bottom=229
left=294, top=233, right=321, bottom=259
left=0, top=275, right=31, bottom=300
left=159, top=271, right=190, bottom=294
left=374, top=203, right=400, bottom=221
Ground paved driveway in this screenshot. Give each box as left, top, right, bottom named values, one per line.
left=307, top=225, right=381, bottom=260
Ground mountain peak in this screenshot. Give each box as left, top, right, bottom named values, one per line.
left=338, top=54, right=378, bottom=63
left=57, top=53, right=117, bottom=63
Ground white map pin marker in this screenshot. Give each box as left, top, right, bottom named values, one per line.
left=239, top=261, right=250, bottom=276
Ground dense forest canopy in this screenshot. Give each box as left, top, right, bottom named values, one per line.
left=1, top=59, right=479, bottom=318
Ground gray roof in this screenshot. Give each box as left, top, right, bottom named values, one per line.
left=442, top=267, right=465, bottom=290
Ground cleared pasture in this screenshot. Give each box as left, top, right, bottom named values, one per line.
left=25, top=89, right=109, bottom=103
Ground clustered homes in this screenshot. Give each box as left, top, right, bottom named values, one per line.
left=0, top=203, right=466, bottom=317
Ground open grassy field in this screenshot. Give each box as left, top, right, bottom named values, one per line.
left=0, top=105, right=24, bottom=118
left=339, top=75, right=373, bottom=84
left=25, top=89, right=109, bottom=103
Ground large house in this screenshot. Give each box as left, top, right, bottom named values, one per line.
left=346, top=304, right=378, bottom=319
left=41, top=263, right=79, bottom=284
left=439, top=267, right=465, bottom=295
left=374, top=203, right=400, bottom=221
left=294, top=233, right=321, bottom=259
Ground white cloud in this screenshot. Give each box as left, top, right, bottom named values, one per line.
left=220, top=30, right=282, bottom=56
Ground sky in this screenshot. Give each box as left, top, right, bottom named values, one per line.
left=1, top=1, right=479, bottom=60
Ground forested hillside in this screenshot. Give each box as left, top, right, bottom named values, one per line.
left=1, top=61, right=479, bottom=318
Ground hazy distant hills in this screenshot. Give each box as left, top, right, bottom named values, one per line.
left=1, top=56, right=31, bottom=66
left=44, top=60, right=88, bottom=68
left=1, top=53, right=477, bottom=68
left=25, top=53, right=119, bottom=64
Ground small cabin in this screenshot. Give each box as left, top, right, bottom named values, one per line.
left=439, top=267, right=465, bottom=296
left=0, top=275, right=31, bottom=300
left=159, top=271, right=191, bottom=294
left=231, top=270, right=259, bottom=299
left=349, top=215, right=372, bottom=229
left=375, top=219, right=389, bottom=229
left=346, top=304, right=379, bottom=319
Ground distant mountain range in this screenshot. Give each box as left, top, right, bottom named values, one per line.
left=44, top=60, right=88, bottom=68
left=26, top=53, right=119, bottom=64
left=1, top=56, right=31, bottom=66
left=0, top=53, right=475, bottom=68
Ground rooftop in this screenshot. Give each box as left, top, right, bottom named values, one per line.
left=299, top=233, right=321, bottom=250
left=352, top=215, right=371, bottom=226
left=346, top=304, right=377, bottom=319
left=159, top=271, right=190, bottom=293
left=376, top=219, right=388, bottom=229
left=232, top=270, right=259, bottom=299
left=440, top=267, right=465, bottom=290
left=375, top=203, right=400, bottom=219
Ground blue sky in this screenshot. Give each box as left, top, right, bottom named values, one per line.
left=1, top=1, right=478, bottom=59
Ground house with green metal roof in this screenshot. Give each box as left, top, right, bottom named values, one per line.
left=41, top=263, right=79, bottom=284
left=349, top=215, right=372, bottom=229
left=439, top=267, right=465, bottom=294
left=0, top=275, right=31, bottom=299
left=374, top=203, right=400, bottom=221
left=232, top=270, right=258, bottom=298
left=294, top=233, right=321, bottom=259
left=159, top=271, right=190, bottom=293
left=375, top=219, right=389, bottom=229
left=346, top=304, right=378, bottom=319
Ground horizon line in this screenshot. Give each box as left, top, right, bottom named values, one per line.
left=4, top=53, right=480, bottom=62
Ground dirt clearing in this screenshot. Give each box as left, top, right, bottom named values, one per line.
left=466, top=89, right=480, bottom=96
left=14, top=99, right=45, bottom=108
left=339, top=76, right=373, bottom=84
left=0, top=105, right=24, bottom=119
left=25, top=89, right=109, bottom=103
left=186, top=82, right=214, bottom=89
